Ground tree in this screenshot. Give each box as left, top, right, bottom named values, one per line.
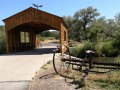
left=0, top=25, right=4, bottom=31
left=63, top=16, right=75, bottom=40
left=74, top=6, right=100, bottom=40
left=37, top=30, right=59, bottom=40
left=115, top=13, right=120, bottom=28
left=114, top=13, right=120, bottom=39
left=0, top=25, right=6, bottom=54
left=89, top=17, right=108, bottom=41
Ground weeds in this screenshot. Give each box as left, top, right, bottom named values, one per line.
left=41, top=60, right=52, bottom=70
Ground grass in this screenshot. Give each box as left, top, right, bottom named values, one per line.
left=41, top=60, right=52, bottom=70
left=70, top=72, right=120, bottom=90
left=39, top=57, right=120, bottom=90
left=61, top=62, right=120, bottom=90
left=69, top=40, right=83, bottom=47
left=41, top=39, right=59, bottom=44
left=40, top=50, right=120, bottom=90
left=95, top=80, right=120, bottom=90
left=74, top=70, right=120, bottom=90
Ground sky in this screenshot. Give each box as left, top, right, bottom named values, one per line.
left=1, top=0, right=120, bottom=25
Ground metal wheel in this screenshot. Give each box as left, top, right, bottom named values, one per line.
left=53, top=45, right=71, bottom=77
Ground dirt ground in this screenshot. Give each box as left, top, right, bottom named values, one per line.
left=29, top=61, right=83, bottom=90
left=29, top=60, right=120, bottom=90
left=28, top=46, right=120, bottom=90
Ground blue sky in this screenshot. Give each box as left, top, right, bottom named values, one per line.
left=1, top=0, right=120, bottom=25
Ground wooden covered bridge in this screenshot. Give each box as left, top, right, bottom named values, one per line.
left=3, top=7, right=68, bottom=53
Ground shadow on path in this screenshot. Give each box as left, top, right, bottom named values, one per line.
left=0, top=42, right=58, bottom=56
left=1, top=47, right=56, bottom=56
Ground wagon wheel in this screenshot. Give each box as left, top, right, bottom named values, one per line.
left=53, top=45, right=71, bottom=77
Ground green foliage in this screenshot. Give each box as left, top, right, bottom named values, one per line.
left=64, top=6, right=120, bottom=57
left=37, top=35, right=45, bottom=42
left=112, top=40, right=120, bottom=50
left=71, top=41, right=120, bottom=58
left=95, top=42, right=103, bottom=56
left=88, top=17, right=107, bottom=42
left=0, top=25, right=4, bottom=31
left=71, top=47, right=81, bottom=57
left=74, top=6, right=100, bottom=39
left=63, top=6, right=100, bottom=41
left=0, top=26, right=6, bottom=54
left=63, top=6, right=120, bottom=43
left=95, top=80, right=120, bottom=90
left=102, top=41, right=119, bottom=57
left=71, top=41, right=93, bottom=58
left=38, top=30, right=59, bottom=39
left=63, top=16, right=75, bottom=40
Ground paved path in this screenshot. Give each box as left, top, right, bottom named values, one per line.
left=0, top=45, right=56, bottom=90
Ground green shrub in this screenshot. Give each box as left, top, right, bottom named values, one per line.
left=37, top=36, right=45, bottom=42
left=71, top=41, right=93, bottom=58
left=102, top=41, right=119, bottom=57
left=70, top=47, right=80, bottom=57
left=112, top=40, right=120, bottom=50
left=71, top=41, right=119, bottom=58
left=0, top=30, right=6, bottom=54
left=95, top=42, right=103, bottom=57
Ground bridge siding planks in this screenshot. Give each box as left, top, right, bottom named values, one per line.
left=3, top=7, right=68, bottom=53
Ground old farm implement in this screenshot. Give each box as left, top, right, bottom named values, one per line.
left=53, top=45, right=120, bottom=84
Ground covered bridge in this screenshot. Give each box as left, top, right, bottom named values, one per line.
left=3, top=7, right=68, bottom=53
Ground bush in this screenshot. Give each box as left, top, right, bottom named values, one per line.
left=0, top=30, right=6, bottom=54
left=71, top=41, right=93, bottom=58
left=101, top=41, right=119, bottom=57
left=71, top=41, right=119, bottom=58
left=71, top=47, right=80, bottom=57
left=112, top=40, right=120, bottom=50
left=95, top=42, right=103, bottom=57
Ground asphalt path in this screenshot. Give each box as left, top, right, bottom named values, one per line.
left=0, top=43, right=58, bottom=90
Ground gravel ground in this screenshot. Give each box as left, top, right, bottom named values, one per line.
left=29, top=61, right=80, bottom=90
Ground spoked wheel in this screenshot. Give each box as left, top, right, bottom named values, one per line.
left=53, top=45, right=71, bottom=77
